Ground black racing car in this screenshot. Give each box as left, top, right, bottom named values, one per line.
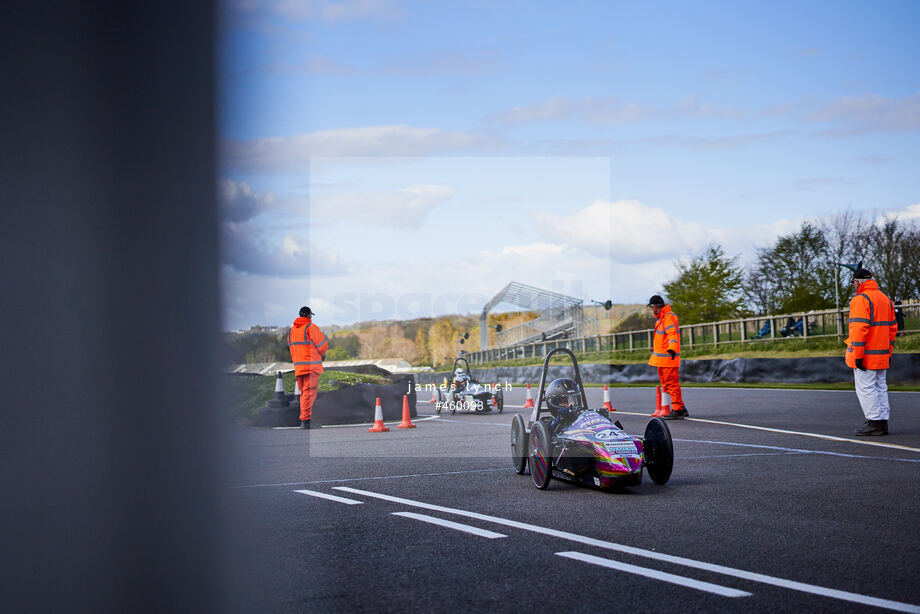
left=511, top=347, right=673, bottom=490
left=436, top=356, right=504, bottom=415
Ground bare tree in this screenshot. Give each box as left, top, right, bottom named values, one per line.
left=745, top=222, right=835, bottom=313
left=902, top=225, right=920, bottom=299
left=861, top=216, right=920, bottom=301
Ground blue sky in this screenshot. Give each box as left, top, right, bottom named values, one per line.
left=218, top=0, right=920, bottom=330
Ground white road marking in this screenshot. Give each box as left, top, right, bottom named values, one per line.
left=391, top=512, right=507, bottom=539
left=421, top=387, right=919, bottom=398
left=234, top=467, right=509, bottom=489
left=333, top=487, right=920, bottom=614
left=581, top=409, right=920, bottom=454
left=556, top=551, right=751, bottom=598
left=665, top=387, right=919, bottom=394
left=676, top=438, right=920, bottom=463
left=683, top=418, right=920, bottom=454
left=293, top=489, right=363, bottom=505
left=417, top=407, right=920, bottom=458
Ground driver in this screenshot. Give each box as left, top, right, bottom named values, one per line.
left=546, top=378, right=583, bottom=428
left=453, top=368, right=469, bottom=391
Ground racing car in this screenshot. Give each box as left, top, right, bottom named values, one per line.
left=510, top=347, right=673, bottom=490
left=435, top=356, right=504, bottom=415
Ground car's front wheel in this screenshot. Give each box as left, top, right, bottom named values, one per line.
left=644, top=417, right=674, bottom=485
left=511, top=415, right=527, bottom=474
left=529, top=421, right=553, bottom=490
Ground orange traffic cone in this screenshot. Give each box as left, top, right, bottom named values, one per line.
left=603, top=384, right=615, bottom=411
left=369, top=397, right=390, bottom=432
left=397, top=394, right=417, bottom=429
left=428, top=386, right=437, bottom=403
left=651, top=385, right=662, bottom=417
left=523, top=383, right=535, bottom=408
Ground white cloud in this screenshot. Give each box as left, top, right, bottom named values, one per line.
left=218, top=179, right=274, bottom=222
left=882, top=203, right=920, bottom=223
left=808, top=93, right=920, bottom=132
left=219, top=235, right=687, bottom=330
left=484, top=95, right=743, bottom=127
left=312, top=184, right=455, bottom=227
left=221, top=222, right=346, bottom=278
left=222, top=126, right=498, bottom=174
left=533, top=200, right=802, bottom=264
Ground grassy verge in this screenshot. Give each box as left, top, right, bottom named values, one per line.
left=224, top=370, right=393, bottom=423
left=445, top=333, right=920, bottom=370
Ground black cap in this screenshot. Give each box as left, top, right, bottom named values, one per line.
left=299, top=306, right=313, bottom=317
left=647, top=295, right=665, bottom=307
left=853, top=268, right=873, bottom=281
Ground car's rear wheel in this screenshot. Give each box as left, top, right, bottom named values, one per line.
left=511, top=415, right=527, bottom=474
left=529, top=421, right=552, bottom=489
left=644, top=417, right=673, bottom=485
left=446, top=391, right=456, bottom=415
left=496, top=389, right=504, bottom=413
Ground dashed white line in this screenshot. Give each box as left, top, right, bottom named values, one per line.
left=333, top=486, right=920, bottom=613
left=391, top=512, right=507, bottom=539
left=293, top=489, right=363, bottom=505
left=556, top=551, right=751, bottom=598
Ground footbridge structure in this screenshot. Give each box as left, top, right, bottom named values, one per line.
left=480, top=282, right=589, bottom=350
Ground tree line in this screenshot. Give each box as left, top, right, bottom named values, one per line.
left=221, top=311, right=537, bottom=368
left=662, top=212, right=920, bottom=324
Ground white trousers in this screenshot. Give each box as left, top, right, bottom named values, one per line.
left=853, top=368, right=890, bottom=421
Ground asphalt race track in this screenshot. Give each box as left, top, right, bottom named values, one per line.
left=226, top=386, right=920, bottom=613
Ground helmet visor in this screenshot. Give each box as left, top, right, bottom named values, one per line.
left=552, top=392, right=582, bottom=410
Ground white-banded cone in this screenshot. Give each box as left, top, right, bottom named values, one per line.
left=523, top=383, right=535, bottom=408
left=660, top=392, right=672, bottom=416
left=369, top=397, right=389, bottom=432
left=274, top=371, right=285, bottom=400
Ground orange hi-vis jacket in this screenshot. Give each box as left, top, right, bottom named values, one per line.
left=648, top=305, right=681, bottom=368
left=287, top=317, right=328, bottom=376
left=845, top=280, right=897, bottom=370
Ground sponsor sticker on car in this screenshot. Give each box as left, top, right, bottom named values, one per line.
left=603, top=441, right=640, bottom=455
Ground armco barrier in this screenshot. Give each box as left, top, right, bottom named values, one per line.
left=416, top=354, right=920, bottom=387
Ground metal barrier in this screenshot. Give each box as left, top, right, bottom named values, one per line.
left=465, top=300, right=920, bottom=364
